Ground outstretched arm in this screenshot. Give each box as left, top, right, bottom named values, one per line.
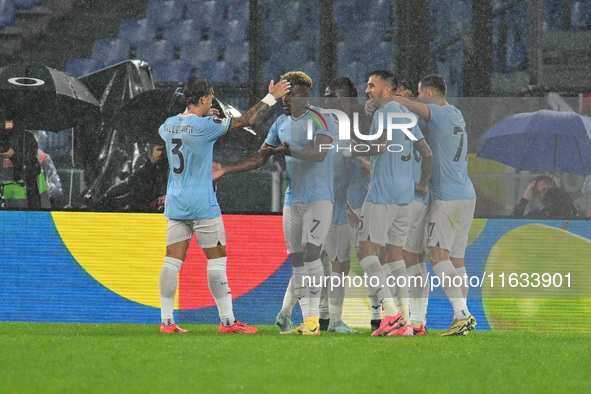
left=271, top=134, right=332, bottom=162
left=414, top=138, right=433, bottom=200
left=230, top=80, right=290, bottom=129
left=390, top=96, right=431, bottom=120
left=213, top=143, right=275, bottom=180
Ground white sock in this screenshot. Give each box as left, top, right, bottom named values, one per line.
left=455, top=266, right=468, bottom=299
left=281, top=277, right=297, bottom=317
left=207, top=257, right=235, bottom=327
left=304, top=259, right=324, bottom=317
left=432, top=260, right=470, bottom=320
left=407, top=264, right=423, bottom=328
left=419, top=262, right=429, bottom=325
left=329, top=271, right=345, bottom=326
left=293, top=266, right=309, bottom=318
left=160, top=257, right=183, bottom=325
left=384, top=260, right=409, bottom=319
left=368, top=290, right=382, bottom=320
left=319, top=254, right=331, bottom=320
left=359, top=256, right=399, bottom=316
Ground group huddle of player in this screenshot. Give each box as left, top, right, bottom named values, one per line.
left=157, top=69, right=477, bottom=337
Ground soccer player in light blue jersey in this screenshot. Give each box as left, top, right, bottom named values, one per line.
left=403, top=133, right=432, bottom=335
left=352, top=70, right=433, bottom=336
left=214, top=71, right=335, bottom=335
left=318, top=77, right=367, bottom=333
left=389, top=74, right=477, bottom=336
left=158, top=77, right=290, bottom=334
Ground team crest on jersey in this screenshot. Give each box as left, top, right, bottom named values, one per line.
left=213, top=117, right=223, bottom=124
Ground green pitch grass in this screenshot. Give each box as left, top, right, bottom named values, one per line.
left=1, top=324, right=589, bottom=393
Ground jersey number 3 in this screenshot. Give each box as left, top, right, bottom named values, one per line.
left=172, top=138, right=185, bottom=174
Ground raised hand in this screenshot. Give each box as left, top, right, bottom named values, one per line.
left=269, top=79, right=291, bottom=99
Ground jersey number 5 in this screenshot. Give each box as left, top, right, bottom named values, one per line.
left=171, top=138, right=185, bottom=174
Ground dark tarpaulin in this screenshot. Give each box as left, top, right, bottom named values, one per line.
left=75, top=60, right=159, bottom=210
left=75, top=60, right=263, bottom=211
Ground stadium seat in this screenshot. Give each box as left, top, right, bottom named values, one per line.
left=118, top=18, right=157, bottom=44
left=223, top=41, right=248, bottom=66
left=146, top=0, right=185, bottom=27
left=571, top=1, right=591, bottom=30
left=333, top=0, right=353, bottom=26
left=91, top=38, right=132, bottom=66
left=544, top=0, right=564, bottom=30
left=343, top=21, right=389, bottom=48
left=363, top=41, right=394, bottom=70
left=226, top=0, right=249, bottom=23
left=0, top=0, right=16, bottom=29
left=506, top=40, right=526, bottom=72
left=185, top=1, right=223, bottom=29
left=164, top=18, right=201, bottom=47
left=230, top=62, right=248, bottom=83
left=14, top=0, right=41, bottom=9
left=210, top=61, right=232, bottom=82
left=180, top=39, right=222, bottom=64
left=191, top=59, right=216, bottom=80
left=338, top=41, right=359, bottom=64
left=133, top=39, right=175, bottom=64
left=150, top=59, right=193, bottom=82
left=213, top=19, right=248, bottom=43
left=66, top=58, right=105, bottom=78
left=337, top=61, right=367, bottom=88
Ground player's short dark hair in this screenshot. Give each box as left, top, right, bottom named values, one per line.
left=327, top=76, right=358, bottom=97
left=281, top=71, right=313, bottom=89
left=369, top=70, right=398, bottom=90
left=535, top=175, right=555, bottom=185
left=184, top=78, right=213, bottom=107
left=419, top=74, right=447, bottom=96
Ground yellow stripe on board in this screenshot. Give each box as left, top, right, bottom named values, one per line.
left=51, top=212, right=171, bottom=308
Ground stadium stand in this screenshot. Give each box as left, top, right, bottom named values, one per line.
left=14, top=0, right=42, bottom=9
left=145, top=0, right=185, bottom=27
left=91, top=38, right=132, bottom=67
left=0, top=0, right=17, bottom=29
left=118, top=18, right=157, bottom=43
left=65, top=58, right=105, bottom=78
left=133, top=39, right=175, bottom=64
left=162, top=18, right=200, bottom=46
left=150, top=58, right=193, bottom=82
left=180, top=39, right=222, bottom=64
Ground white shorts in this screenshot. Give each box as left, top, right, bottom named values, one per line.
left=325, top=223, right=351, bottom=262
left=166, top=217, right=226, bottom=249
left=283, top=201, right=333, bottom=254
left=427, top=199, right=475, bottom=258
left=404, top=200, right=430, bottom=254
left=358, top=202, right=413, bottom=247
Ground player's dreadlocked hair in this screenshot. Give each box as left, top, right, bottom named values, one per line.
left=280, top=71, right=312, bottom=89
left=419, top=74, right=447, bottom=97
left=184, top=77, right=214, bottom=107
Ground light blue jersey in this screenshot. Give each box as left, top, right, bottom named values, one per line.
left=159, top=114, right=231, bottom=220
left=426, top=104, right=475, bottom=200
left=412, top=143, right=431, bottom=205
left=265, top=106, right=335, bottom=206
left=365, top=101, right=424, bottom=205
left=331, top=144, right=354, bottom=225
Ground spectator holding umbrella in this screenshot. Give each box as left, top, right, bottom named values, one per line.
left=0, top=117, right=50, bottom=209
